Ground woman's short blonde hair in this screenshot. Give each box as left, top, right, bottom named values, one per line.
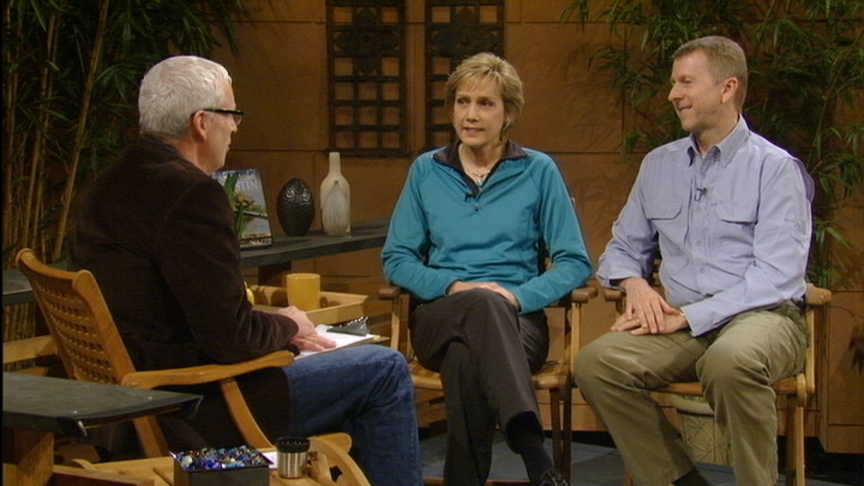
left=445, top=52, right=524, bottom=141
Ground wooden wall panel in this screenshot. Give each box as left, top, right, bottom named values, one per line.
left=557, top=154, right=639, bottom=265
left=241, top=1, right=324, bottom=21
left=507, top=23, right=620, bottom=154
left=215, top=22, right=328, bottom=152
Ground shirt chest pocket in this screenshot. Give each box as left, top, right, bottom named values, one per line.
left=714, top=202, right=757, bottom=244
left=645, top=201, right=685, bottom=240
left=715, top=202, right=757, bottom=224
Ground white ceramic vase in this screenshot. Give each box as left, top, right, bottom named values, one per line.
left=322, top=180, right=350, bottom=236
left=320, top=151, right=351, bottom=235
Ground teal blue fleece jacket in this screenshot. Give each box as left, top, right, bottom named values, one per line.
left=382, top=141, right=592, bottom=314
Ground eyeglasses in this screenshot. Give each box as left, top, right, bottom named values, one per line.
left=202, top=108, right=244, bottom=126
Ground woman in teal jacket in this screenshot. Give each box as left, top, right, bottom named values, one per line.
left=382, top=53, right=592, bottom=486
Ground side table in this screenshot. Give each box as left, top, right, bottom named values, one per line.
left=2, top=372, right=200, bottom=486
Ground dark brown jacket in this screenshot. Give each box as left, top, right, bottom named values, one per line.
left=69, top=137, right=296, bottom=449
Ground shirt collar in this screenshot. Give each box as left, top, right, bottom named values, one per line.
left=686, top=116, right=749, bottom=168
left=433, top=139, right=528, bottom=169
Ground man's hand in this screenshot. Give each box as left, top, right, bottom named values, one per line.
left=276, top=306, right=337, bottom=351
left=291, top=333, right=339, bottom=352
left=448, top=281, right=520, bottom=309
left=611, top=277, right=688, bottom=335
left=612, top=311, right=690, bottom=335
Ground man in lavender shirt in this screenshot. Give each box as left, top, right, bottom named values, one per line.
left=574, top=36, right=813, bottom=486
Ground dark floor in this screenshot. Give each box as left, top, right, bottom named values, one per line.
left=573, top=431, right=863, bottom=486
left=419, top=429, right=864, bottom=486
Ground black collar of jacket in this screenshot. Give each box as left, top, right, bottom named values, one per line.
left=432, top=139, right=528, bottom=170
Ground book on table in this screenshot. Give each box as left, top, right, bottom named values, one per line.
left=212, top=168, right=273, bottom=248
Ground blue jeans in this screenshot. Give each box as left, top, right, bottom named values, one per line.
left=283, top=345, right=422, bottom=486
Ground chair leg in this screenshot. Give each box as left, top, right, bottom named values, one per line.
left=785, top=396, right=806, bottom=486
left=561, top=384, right=572, bottom=483
left=549, top=388, right=564, bottom=477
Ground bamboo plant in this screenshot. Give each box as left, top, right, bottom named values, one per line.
left=2, top=0, right=246, bottom=350
left=563, top=0, right=863, bottom=289
left=3, top=0, right=246, bottom=265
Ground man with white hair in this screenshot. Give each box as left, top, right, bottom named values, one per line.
left=69, top=55, right=422, bottom=486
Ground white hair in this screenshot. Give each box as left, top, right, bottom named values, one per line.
left=138, top=55, right=232, bottom=138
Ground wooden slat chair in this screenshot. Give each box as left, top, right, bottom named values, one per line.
left=603, top=283, right=831, bottom=486
left=380, top=284, right=596, bottom=483
left=15, top=248, right=370, bottom=486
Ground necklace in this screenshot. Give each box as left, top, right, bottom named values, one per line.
left=467, top=170, right=489, bottom=186
left=459, top=144, right=493, bottom=187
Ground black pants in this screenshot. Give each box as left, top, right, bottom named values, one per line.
left=411, top=289, right=549, bottom=485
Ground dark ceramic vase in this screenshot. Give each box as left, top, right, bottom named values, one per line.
left=276, top=178, right=315, bottom=236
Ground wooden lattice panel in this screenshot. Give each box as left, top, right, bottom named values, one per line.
left=327, top=0, right=409, bottom=157
left=424, top=0, right=504, bottom=151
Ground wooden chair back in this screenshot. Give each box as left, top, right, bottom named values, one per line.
left=16, top=249, right=137, bottom=385
left=16, top=248, right=172, bottom=457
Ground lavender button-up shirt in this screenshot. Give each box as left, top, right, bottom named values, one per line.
left=597, top=118, right=812, bottom=336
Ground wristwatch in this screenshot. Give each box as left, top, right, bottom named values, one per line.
left=678, top=309, right=688, bottom=322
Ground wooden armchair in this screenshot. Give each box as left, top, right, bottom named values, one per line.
left=603, top=282, right=831, bottom=486
left=15, top=248, right=370, bottom=486
left=379, top=284, right=596, bottom=482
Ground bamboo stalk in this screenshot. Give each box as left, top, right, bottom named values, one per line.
left=22, top=10, right=59, bottom=259
left=51, top=0, right=111, bottom=261
left=2, top=3, right=24, bottom=267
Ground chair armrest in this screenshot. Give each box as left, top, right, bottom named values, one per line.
left=571, top=286, right=597, bottom=304
left=603, top=287, right=624, bottom=302
left=805, top=284, right=831, bottom=306
left=120, top=350, right=294, bottom=389
left=379, top=285, right=402, bottom=301
left=308, top=433, right=371, bottom=486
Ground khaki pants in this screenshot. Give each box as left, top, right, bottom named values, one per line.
left=574, top=301, right=807, bottom=486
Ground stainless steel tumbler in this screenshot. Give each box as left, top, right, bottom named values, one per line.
left=275, top=436, right=310, bottom=479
